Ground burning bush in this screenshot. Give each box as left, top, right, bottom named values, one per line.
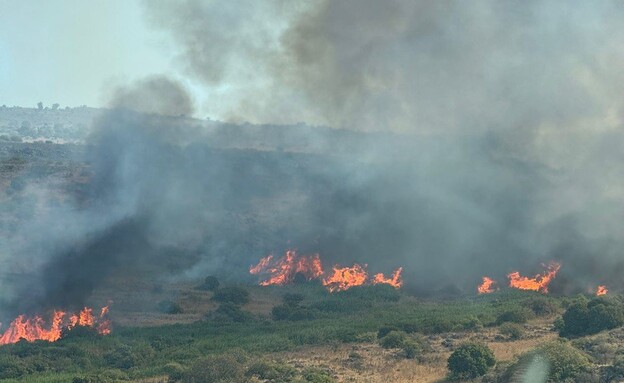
left=559, top=297, right=624, bottom=337
left=447, top=343, right=495, bottom=380
left=211, top=286, right=250, bottom=305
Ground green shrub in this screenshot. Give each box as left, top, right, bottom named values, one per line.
left=301, top=367, right=336, bottom=383
left=271, top=304, right=318, bottom=321
left=158, top=300, right=183, bottom=314
left=402, top=339, right=421, bottom=359
left=462, top=315, right=483, bottom=331
left=283, top=293, right=305, bottom=306
left=198, top=276, right=220, bottom=291
left=103, top=343, right=154, bottom=370
left=379, top=331, right=407, bottom=349
left=211, top=302, right=254, bottom=323
left=61, top=324, right=102, bottom=340
left=335, top=284, right=401, bottom=302
left=505, top=341, right=591, bottom=382
left=498, top=323, right=524, bottom=340
left=245, top=360, right=296, bottom=381
left=164, top=362, right=187, bottom=381
left=377, top=326, right=400, bottom=339
left=587, top=298, right=624, bottom=333
left=526, top=297, right=559, bottom=316
left=603, top=355, right=624, bottom=382
left=495, top=307, right=535, bottom=325
left=181, top=354, right=247, bottom=383
left=560, top=298, right=624, bottom=337
left=212, top=286, right=250, bottom=305
left=346, top=351, right=364, bottom=369
left=447, top=343, right=495, bottom=379
left=0, top=354, right=30, bottom=379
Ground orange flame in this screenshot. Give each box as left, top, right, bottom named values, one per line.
left=250, top=250, right=323, bottom=286
left=507, top=262, right=561, bottom=293
left=322, top=264, right=368, bottom=292
left=372, top=267, right=403, bottom=289
left=0, top=306, right=111, bottom=345
left=250, top=251, right=405, bottom=292
left=596, top=285, right=608, bottom=296
left=477, top=276, right=497, bottom=294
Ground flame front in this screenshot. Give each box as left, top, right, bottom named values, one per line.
left=250, top=250, right=323, bottom=286
left=372, top=267, right=403, bottom=289
left=0, top=306, right=111, bottom=345
left=596, top=285, right=608, bottom=296
left=250, top=251, right=404, bottom=292
left=322, top=264, right=368, bottom=292
left=507, top=262, right=560, bottom=293
left=477, top=276, right=497, bottom=294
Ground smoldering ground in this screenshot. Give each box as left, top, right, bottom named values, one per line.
left=2, top=1, right=624, bottom=317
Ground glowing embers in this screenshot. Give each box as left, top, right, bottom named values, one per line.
left=249, top=250, right=323, bottom=286
left=0, top=306, right=111, bottom=345
left=507, top=262, right=561, bottom=293
left=477, top=276, right=498, bottom=294
left=250, top=251, right=403, bottom=292
left=596, top=285, right=608, bottom=296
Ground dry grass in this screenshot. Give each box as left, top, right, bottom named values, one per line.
left=267, top=318, right=557, bottom=383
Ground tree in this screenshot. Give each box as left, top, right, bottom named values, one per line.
left=52, top=103, right=60, bottom=110
left=37, top=102, right=43, bottom=110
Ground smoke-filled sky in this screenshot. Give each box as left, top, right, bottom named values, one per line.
left=3, top=1, right=624, bottom=315
left=2, top=0, right=622, bottom=132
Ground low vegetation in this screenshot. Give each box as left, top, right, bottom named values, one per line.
left=0, top=287, right=622, bottom=382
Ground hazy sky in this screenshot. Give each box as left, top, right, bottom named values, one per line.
left=0, top=0, right=172, bottom=109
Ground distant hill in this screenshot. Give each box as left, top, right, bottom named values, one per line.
left=0, top=105, right=102, bottom=143
left=0, top=106, right=411, bottom=155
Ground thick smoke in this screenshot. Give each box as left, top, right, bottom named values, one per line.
left=141, top=0, right=624, bottom=292
left=3, top=1, right=624, bottom=318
